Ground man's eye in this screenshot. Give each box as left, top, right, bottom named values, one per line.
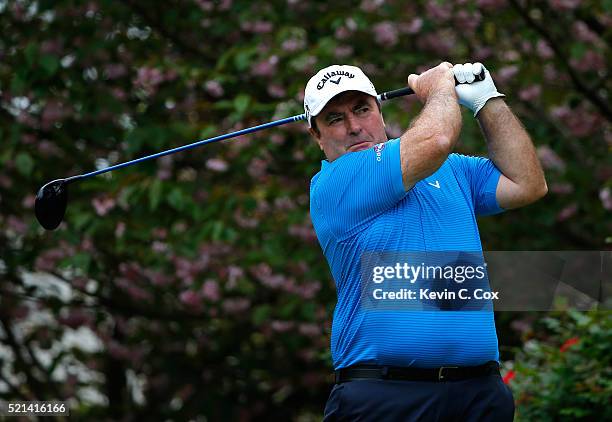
left=328, top=117, right=342, bottom=125
left=355, top=106, right=369, bottom=114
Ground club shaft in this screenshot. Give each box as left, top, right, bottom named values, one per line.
left=67, top=75, right=483, bottom=184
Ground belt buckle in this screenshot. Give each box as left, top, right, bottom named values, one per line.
left=438, top=366, right=459, bottom=381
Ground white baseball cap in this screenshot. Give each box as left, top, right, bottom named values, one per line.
left=304, top=64, right=378, bottom=128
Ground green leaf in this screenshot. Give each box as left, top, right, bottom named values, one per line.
left=167, top=187, right=185, bottom=211
left=15, top=152, right=34, bottom=175
left=149, top=179, right=163, bottom=210
left=24, top=43, right=38, bottom=67
left=40, top=54, right=60, bottom=77
left=252, top=305, right=271, bottom=325
left=233, top=94, right=250, bottom=116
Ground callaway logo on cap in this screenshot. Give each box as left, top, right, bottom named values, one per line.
left=304, top=64, right=378, bottom=128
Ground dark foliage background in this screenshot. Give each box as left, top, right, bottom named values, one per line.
left=0, top=0, right=609, bottom=420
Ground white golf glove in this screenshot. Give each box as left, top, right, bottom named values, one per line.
left=453, top=62, right=505, bottom=117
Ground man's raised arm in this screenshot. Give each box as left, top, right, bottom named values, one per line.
left=400, top=62, right=462, bottom=191
left=454, top=62, right=547, bottom=209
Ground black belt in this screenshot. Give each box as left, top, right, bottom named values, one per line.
left=335, top=361, right=499, bottom=383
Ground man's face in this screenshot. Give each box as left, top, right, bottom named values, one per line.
left=309, top=91, right=387, bottom=162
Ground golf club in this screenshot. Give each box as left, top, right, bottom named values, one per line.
left=35, top=70, right=485, bottom=230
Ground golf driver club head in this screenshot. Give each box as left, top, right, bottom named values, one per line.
left=35, top=179, right=68, bottom=231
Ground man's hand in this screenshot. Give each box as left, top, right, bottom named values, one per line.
left=453, top=63, right=505, bottom=117
left=408, top=62, right=457, bottom=103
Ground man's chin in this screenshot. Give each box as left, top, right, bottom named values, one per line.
left=347, top=142, right=373, bottom=152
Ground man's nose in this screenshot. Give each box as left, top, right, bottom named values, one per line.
left=345, top=114, right=362, bottom=135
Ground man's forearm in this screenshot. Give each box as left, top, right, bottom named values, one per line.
left=399, top=88, right=462, bottom=189
left=477, top=98, right=547, bottom=196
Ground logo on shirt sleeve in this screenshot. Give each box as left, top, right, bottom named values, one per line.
left=374, top=142, right=385, bottom=162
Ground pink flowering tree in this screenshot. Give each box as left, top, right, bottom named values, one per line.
left=0, top=0, right=609, bottom=419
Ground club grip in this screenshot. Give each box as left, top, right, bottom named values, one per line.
left=378, top=68, right=486, bottom=101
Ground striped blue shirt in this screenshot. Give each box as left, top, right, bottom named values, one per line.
left=310, top=138, right=504, bottom=369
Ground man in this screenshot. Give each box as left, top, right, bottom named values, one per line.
left=305, top=62, right=547, bottom=421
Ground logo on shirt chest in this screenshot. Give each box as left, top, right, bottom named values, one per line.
left=374, top=142, right=385, bottom=162
left=427, top=180, right=441, bottom=189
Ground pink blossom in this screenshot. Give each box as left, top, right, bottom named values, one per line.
left=37, top=140, right=63, bottom=157
left=205, top=80, right=224, bottom=98
left=111, top=88, right=126, bottom=100
left=218, top=0, right=232, bottom=10
left=289, top=281, right=321, bottom=299
left=360, top=0, right=384, bottom=12
left=152, top=227, right=167, bottom=239
left=134, top=67, right=164, bottom=95
left=496, top=65, right=520, bottom=84
left=556, top=203, right=578, bottom=221
left=571, top=50, right=606, bottom=73
left=426, top=0, right=452, bottom=21
left=274, top=196, right=295, bottom=211
left=179, top=290, right=201, bottom=308
left=252, top=263, right=285, bottom=288
left=152, top=241, right=168, bottom=253
left=195, top=0, right=213, bottom=11
left=241, top=20, right=273, bottom=34
left=226, top=265, right=244, bottom=288
left=144, top=269, right=173, bottom=287
left=201, top=280, right=221, bottom=301
left=600, top=188, right=612, bottom=211
left=519, top=85, right=542, bottom=102
left=548, top=0, right=580, bottom=10
left=35, top=247, right=67, bottom=272
left=573, top=21, right=599, bottom=43
left=270, top=133, right=285, bottom=145
left=22, top=194, right=35, bottom=209
left=454, top=10, right=482, bottom=33
left=298, top=323, right=320, bottom=337
left=206, top=158, right=228, bottom=172
left=403, top=18, right=423, bottom=34
left=248, top=157, right=268, bottom=179
left=251, top=56, right=278, bottom=78
left=107, top=340, right=133, bottom=361
left=270, top=320, right=293, bottom=332
left=288, top=224, right=317, bottom=243
left=104, top=63, right=128, bottom=79
left=372, top=22, right=399, bottom=47
left=7, top=215, right=28, bottom=235
left=281, top=38, right=305, bottom=52
left=537, top=145, right=566, bottom=171
left=92, top=195, right=116, bottom=216
left=416, top=32, right=453, bottom=56
left=335, top=26, right=351, bottom=40
left=59, top=309, right=93, bottom=329
left=40, top=39, right=63, bottom=55
left=334, top=45, right=354, bottom=58
left=476, top=0, right=507, bottom=10
left=115, top=221, right=126, bottom=238
left=115, top=277, right=153, bottom=303
left=41, top=101, right=69, bottom=130
left=550, top=183, right=573, bottom=195
left=267, top=84, right=286, bottom=98
left=222, top=298, right=250, bottom=314
left=233, top=209, right=258, bottom=228
left=536, top=40, right=554, bottom=59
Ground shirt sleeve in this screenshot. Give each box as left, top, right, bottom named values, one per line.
left=449, top=153, right=505, bottom=216
left=311, top=138, right=407, bottom=240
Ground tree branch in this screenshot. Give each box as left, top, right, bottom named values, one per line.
left=508, top=0, right=612, bottom=122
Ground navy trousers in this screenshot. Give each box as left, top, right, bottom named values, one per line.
left=323, top=373, right=515, bottom=421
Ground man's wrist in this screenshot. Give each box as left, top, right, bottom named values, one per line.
left=474, top=95, right=506, bottom=118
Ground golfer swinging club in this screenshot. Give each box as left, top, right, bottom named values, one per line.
left=305, top=62, right=547, bottom=421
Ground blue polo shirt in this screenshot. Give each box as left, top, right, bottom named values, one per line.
left=310, top=138, right=504, bottom=369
